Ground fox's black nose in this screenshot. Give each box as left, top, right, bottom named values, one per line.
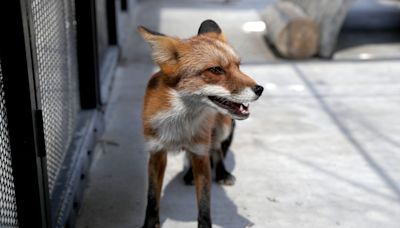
left=252, top=85, right=264, bottom=96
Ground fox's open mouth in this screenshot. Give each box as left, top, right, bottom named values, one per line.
left=208, top=96, right=249, bottom=118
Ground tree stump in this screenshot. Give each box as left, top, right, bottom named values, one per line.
left=262, top=1, right=319, bottom=59
left=281, top=0, right=355, bottom=57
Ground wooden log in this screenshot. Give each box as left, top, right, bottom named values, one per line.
left=281, top=0, right=355, bottom=57
left=261, top=1, right=319, bottom=59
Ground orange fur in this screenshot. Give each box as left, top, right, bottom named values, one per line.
left=139, top=30, right=257, bottom=141
left=139, top=20, right=263, bottom=228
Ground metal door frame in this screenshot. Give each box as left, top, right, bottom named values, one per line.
left=0, top=0, right=51, bottom=227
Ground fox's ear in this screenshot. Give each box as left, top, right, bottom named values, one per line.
left=137, top=26, right=181, bottom=74
left=197, top=19, right=227, bottom=42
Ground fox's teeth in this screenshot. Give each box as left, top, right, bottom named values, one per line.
left=239, top=104, right=249, bottom=114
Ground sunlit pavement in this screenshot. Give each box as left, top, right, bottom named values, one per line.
left=76, top=1, right=400, bottom=227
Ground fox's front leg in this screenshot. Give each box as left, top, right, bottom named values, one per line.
left=191, top=153, right=212, bottom=228
left=143, top=151, right=167, bottom=228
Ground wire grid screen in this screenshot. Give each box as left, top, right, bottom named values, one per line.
left=31, top=0, right=79, bottom=193
left=0, top=63, right=19, bottom=227
left=96, top=0, right=109, bottom=65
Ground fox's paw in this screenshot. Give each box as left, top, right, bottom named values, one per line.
left=141, top=225, right=159, bottom=228
left=142, top=220, right=160, bottom=228
left=216, top=172, right=236, bottom=186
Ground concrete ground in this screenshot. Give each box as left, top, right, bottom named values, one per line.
left=76, top=0, right=400, bottom=227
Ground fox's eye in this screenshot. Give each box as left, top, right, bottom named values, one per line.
left=207, top=66, right=224, bottom=75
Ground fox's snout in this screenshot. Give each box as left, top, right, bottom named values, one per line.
left=252, top=85, right=264, bottom=97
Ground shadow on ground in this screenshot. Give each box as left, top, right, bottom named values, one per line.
left=160, top=151, right=253, bottom=227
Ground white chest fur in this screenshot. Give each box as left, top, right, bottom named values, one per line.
left=145, top=89, right=216, bottom=155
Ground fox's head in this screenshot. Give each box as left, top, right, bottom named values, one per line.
left=138, top=20, right=263, bottom=120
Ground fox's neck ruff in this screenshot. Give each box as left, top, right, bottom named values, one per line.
left=151, top=89, right=215, bottom=128
left=147, top=88, right=216, bottom=154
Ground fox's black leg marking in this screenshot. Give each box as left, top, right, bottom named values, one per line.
left=198, top=184, right=211, bottom=228
left=143, top=152, right=167, bottom=228
left=215, top=120, right=236, bottom=185
left=184, top=166, right=194, bottom=185
left=215, top=149, right=236, bottom=185
left=143, top=181, right=160, bottom=228
left=191, top=154, right=212, bottom=228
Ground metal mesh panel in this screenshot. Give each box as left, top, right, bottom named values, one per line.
left=0, top=63, right=19, bottom=227
left=96, top=0, right=109, bottom=65
left=30, top=0, right=79, bottom=193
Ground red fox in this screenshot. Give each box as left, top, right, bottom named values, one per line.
left=138, top=20, right=263, bottom=228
